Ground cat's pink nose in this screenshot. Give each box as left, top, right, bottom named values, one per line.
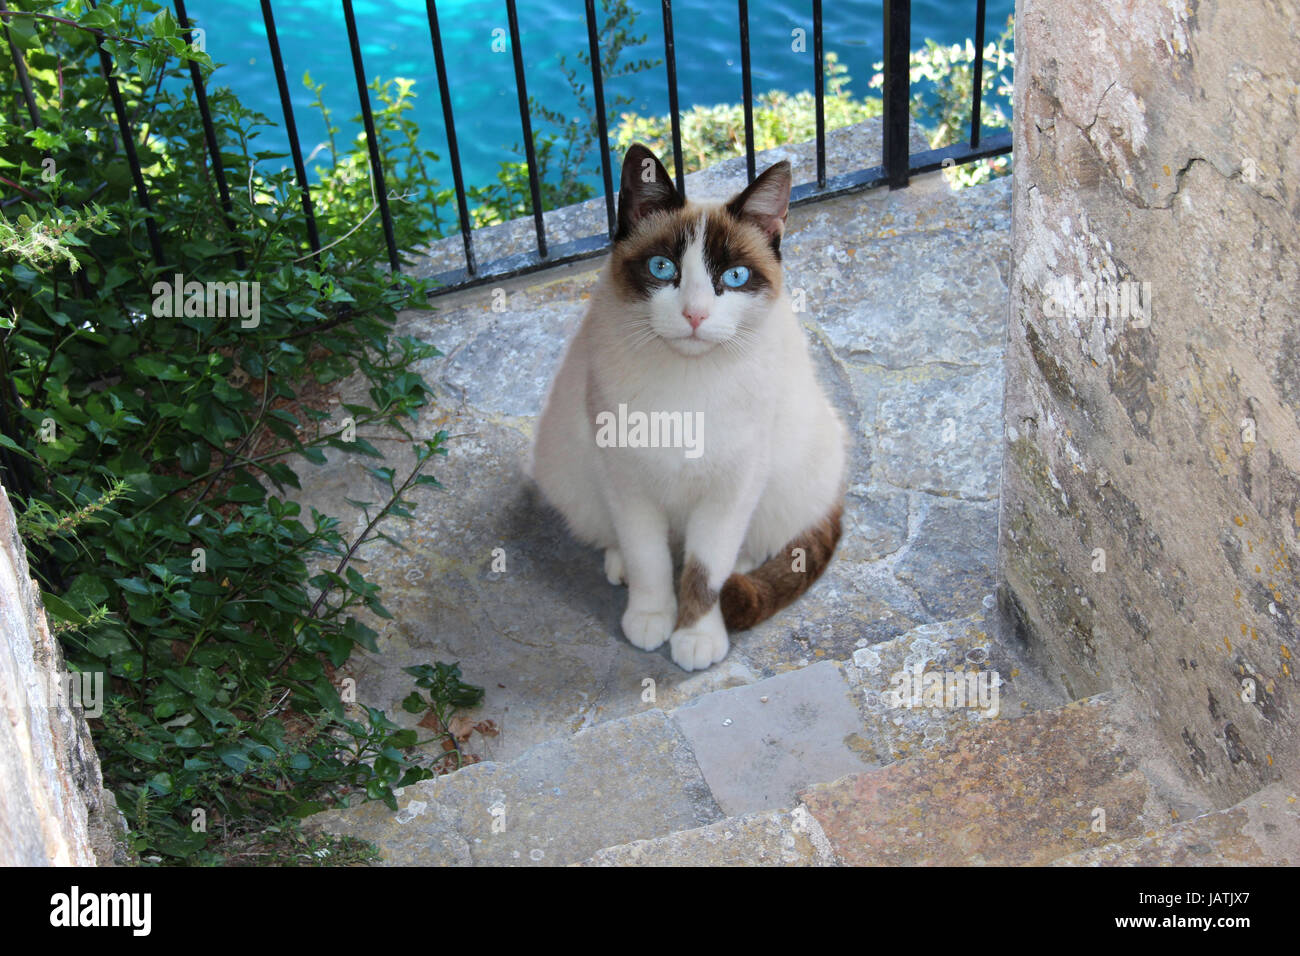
left=682, top=307, right=708, bottom=330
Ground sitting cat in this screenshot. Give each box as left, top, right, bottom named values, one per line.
left=530, top=143, right=846, bottom=671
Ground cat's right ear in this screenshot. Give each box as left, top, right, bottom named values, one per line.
left=615, top=144, right=683, bottom=242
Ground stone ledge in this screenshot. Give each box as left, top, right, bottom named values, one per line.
left=410, top=116, right=931, bottom=282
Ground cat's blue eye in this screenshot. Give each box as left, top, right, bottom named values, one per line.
left=722, top=266, right=750, bottom=288
left=647, top=255, right=678, bottom=280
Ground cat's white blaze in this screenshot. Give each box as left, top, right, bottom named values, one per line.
left=648, top=214, right=742, bottom=355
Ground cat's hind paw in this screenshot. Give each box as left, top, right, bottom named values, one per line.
left=670, top=610, right=729, bottom=671
left=604, top=548, right=626, bottom=585
left=622, top=603, right=675, bottom=652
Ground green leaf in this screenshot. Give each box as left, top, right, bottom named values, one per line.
left=172, top=728, right=204, bottom=748
left=216, top=744, right=249, bottom=772
left=79, top=9, right=116, bottom=28
left=123, top=740, right=161, bottom=763
left=0, top=433, right=36, bottom=461
left=132, top=355, right=189, bottom=381
left=40, top=591, right=87, bottom=626
left=388, top=729, right=418, bottom=749
left=65, top=574, right=110, bottom=610
left=224, top=481, right=265, bottom=503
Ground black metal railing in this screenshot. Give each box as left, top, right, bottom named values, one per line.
left=4, top=0, right=1012, bottom=296
left=418, top=0, right=1011, bottom=293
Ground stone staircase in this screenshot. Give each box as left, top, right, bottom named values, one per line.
left=306, top=608, right=1054, bottom=865
left=294, top=128, right=1297, bottom=865
left=308, top=608, right=1298, bottom=866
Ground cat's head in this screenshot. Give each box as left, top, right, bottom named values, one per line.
left=608, top=143, right=791, bottom=358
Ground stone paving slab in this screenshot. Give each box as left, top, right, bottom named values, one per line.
left=576, top=806, right=838, bottom=867
left=669, top=660, right=872, bottom=817
left=1051, top=783, right=1300, bottom=866
left=798, top=695, right=1168, bottom=866
left=310, top=708, right=721, bottom=866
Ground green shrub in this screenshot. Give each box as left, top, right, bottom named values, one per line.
left=0, top=0, right=477, bottom=863
left=613, top=52, right=882, bottom=175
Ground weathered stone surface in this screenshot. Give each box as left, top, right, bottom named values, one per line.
left=577, top=807, right=839, bottom=867
left=670, top=661, right=872, bottom=816
left=1052, top=783, right=1300, bottom=867
left=0, top=483, right=128, bottom=866
left=799, top=695, right=1165, bottom=865
left=310, top=708, right=722, bottom=866
left=842, top=607, right=1066, bottom=763
left=873, top=363, right=1004, bottom=500
left=1000, top=0, right=1300, bottom=807
left=839, top=487, right=909, bottom=565
left=894, top=497, right=998, bottom=618
left=810, top=234, right=1009, bottom=371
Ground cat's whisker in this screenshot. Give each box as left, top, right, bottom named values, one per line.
left=624, top=323, right=661, bottom=352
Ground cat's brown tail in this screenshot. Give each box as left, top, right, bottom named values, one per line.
left=720, top=501, right=843, bottom=631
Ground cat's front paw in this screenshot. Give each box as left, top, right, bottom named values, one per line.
left=670, top=610, right=729, bottom=671
left=622, top=601, right=676, bottom=651
left=604, top=548, right=626, bottom=585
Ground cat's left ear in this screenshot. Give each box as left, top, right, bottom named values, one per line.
left=616, top=144, right=684, bottom=241
left=725, top=161, right=792, bottom=249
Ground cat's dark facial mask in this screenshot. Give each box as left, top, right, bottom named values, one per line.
left=609, top=144, right=791, bottom=357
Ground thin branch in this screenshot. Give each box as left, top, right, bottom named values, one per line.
left=0, top=10, right=149, bottom=47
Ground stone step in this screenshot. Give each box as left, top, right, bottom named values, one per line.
left=796, top=694, right=1171, bottom=866
left=309, top=657, right=875, bottom=865
left=310, top=613, right=1063, bottom=865
left=308, top=708, right=722, bottom=866
left=575, top=692, right=1162, bottom=868
left=576, top=807, right=839, bottom=867
left=841, top=605, right=1065, bottom=763
left=1050, top=783, right=1300, bottom=866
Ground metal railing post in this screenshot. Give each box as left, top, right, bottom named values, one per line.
left=882, top=0, right=911, bottom=190
left=342, top=0, right=400, bottom=272
left=259, top=0, right=321, bottom=261
left=506, top=0, right=548, bottom=258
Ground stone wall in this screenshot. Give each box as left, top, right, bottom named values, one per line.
left=0, top=482, right=125, bottom=865
left=999, top=0, right=1299, bottom=807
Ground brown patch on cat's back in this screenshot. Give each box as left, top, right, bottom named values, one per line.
left=608, top=207, right=700, bottom=301
left=702, top=207, right=782, bottom=297
left=675, top=555, right=718, bottom=629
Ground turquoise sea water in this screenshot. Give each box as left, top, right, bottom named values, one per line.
left=183, top=0, right=1013, bottom=192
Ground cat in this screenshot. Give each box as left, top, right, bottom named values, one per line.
left=529, top=143, right=846, bottom=671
